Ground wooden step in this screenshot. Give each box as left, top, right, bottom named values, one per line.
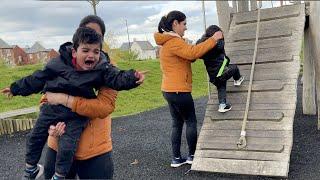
left=198, top=143, right=284, bottom=153
left=206, top=111, right=284, bottom=121
left=191, top=158, right=289, bottom=177
left=233, top=4, right=302, bottom=25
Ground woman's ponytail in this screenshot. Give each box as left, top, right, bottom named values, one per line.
left=158, top=16, right=168, bottom=33
left=157, top=10, right=186, bottom=33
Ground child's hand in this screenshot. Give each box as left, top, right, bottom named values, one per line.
left=1, top=87, right=13, bottom=99
left=135, top=70, right=149, bottom=84
left=48, top=122, right=66, bottom=137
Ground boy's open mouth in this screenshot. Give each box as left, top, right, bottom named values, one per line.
left=84, top=60, right=95, bottom=66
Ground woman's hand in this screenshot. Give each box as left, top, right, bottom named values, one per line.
left=1, top=87, right=13, bottom=99
left=48, top=122, right=66, bottom=137
left=212, top=31, right=223, bottom=41
left=45, top=92, right=74, bottom=108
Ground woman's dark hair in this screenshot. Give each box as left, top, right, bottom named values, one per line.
left=158, top=10, right=186, bottom=33
left=73, top=27, right=103, bottom=50
left=79, top=15, right=106, bottom=36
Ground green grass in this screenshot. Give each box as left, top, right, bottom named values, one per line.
left=0, top=60, right=209, bottom=117
left=113, top=60, right=208, bottom=117
left=0, top=63, right=44, bottom=112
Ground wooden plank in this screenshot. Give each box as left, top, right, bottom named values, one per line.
left=225, top=37, right=297, bottom=50
left=0, top=121, right=4, bottom=135
left=211, top=84, right=296, bottom=94
left=0, top=106, right=38, bottom=120
left=197, top=136, right=292, bottom=146
left=206, top=109, right=295, bottom=119
left=198, top=143, right=284, bottom=153
left=229, top=27, right=292, bottom=42
left=206, top=103, right=296, bottom=111
left=191, top=158, right=289, bottom=177
left=206, top=111, right=284, bottom=121
left=201, top=118, right=294, bottom=131
left=195, top=149, right=290, bottom=161
left=227, top=46, right=300, bottom=57
left=233, top=61, right=300, bottom=71
left=198, top=129, right=292, bottom=138
left=233, top=4, right=302, bottom=24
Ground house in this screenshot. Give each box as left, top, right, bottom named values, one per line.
left=25, top=42, right=59, bottom=63
left=120, top=40, right=156, bottom=60
left=0, top=38, right=29, bottom=66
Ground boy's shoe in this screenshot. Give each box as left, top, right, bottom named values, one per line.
left=234, top=76, right=245, bottom=86
left=218, top=103, right=232, bottom=113
left=170, top=157, right=187, bottom=168
left=186, top=155, right=194, bottom=164
left=22, top=164, right=44, bottom=180
left=51, top=174, right=65, bottom=180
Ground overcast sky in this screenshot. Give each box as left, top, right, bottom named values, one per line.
left=0, top=0, right=222, bottom=50
left=0, top=0, right=283, bottom=50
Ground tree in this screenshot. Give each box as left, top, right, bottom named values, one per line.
left=87, top=0, right=100, bottom=15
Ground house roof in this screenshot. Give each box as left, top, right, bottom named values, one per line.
left=0, top=38, right=11, bottom=48
left=120, top=40, right=154, bottom=51
left=133, top=41, right=154, bottom=50
left=26, top=41, right=46, bottom=53
left=120, top=42, right=131, bottom=51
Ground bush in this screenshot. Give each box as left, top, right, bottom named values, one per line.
left=118, top=50, right=139, bottom=61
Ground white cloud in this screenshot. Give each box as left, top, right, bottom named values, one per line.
left=0, top=1, right=220, bottom=49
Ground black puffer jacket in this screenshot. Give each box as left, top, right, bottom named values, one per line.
left=10, top=42, right=139, bottom=98
left=196, top=25, right=230, bottom=83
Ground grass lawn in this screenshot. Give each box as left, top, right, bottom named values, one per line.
left=0, top=60, right=209, bottom=117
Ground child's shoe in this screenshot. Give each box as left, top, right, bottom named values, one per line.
left=170, top=157, right=187, bottom=168
left=234, top=76, right=244, bottom=86
left=186, top=155, right=194, bottom=164
left=218, top=103, right=232, bottom=113
left=22, top=164, right=43, bottom=180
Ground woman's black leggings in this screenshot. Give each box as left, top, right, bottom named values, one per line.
left=44, top=147, right=114, bottom=179
left=162, top=92, right=197, bottom=158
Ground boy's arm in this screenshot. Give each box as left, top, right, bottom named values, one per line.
left=103, top=63, right=140, bottom=91
left=10, top=66, right=55, bottom=96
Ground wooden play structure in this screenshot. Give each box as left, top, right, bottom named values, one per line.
left=192, top=0, right=320, bottom=177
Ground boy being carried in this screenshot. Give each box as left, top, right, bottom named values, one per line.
left=197, top=25, right=244, bottom=113
left=1, top=27, right=144, bottom=179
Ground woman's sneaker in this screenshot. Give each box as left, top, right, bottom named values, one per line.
left=234, top=76, right=244, bottom=86
left=170, top=157, right=187, bottom=168
left=218, top=103, right=232, bottom=113
left=186, top=155, right=194, bottom=164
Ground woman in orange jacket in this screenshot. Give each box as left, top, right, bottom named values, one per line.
left=154, top=10, right=223, bottom=168
left=43, top=87, right=117, bottom=179
left=42, top=15, right=119, bottom=179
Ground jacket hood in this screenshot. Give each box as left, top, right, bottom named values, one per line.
left=59, top=42, right=74, bottom=66
left=154, top=32, right=181, bottom=46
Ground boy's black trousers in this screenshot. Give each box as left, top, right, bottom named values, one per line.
left=213, top=64, right=241, bottom=104
left=25, top=104, right=88, bottom=176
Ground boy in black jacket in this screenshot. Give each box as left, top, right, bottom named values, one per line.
left=1, top=27, right=144, bottom=179
left=197, top=25, right=244, bottom=113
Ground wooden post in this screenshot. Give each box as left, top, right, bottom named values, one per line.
left=309, top=1, right=320, bottom=129
left=303, top=27, right=316, bottom=115
left=232, top=0, right=238, bottom=13
left=238, top=0, right=249, bottom=12
left=216, top=1, right=231, bottom=34
left=250, top=0, right=257, bottom=10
